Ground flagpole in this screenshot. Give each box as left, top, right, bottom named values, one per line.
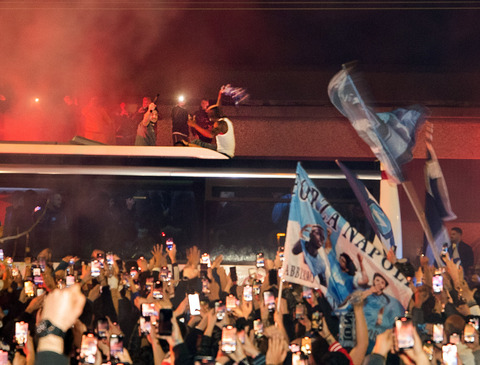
left=401, top=180, right=443, bottom=267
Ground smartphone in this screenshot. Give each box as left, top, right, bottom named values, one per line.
left=0, top=249, right=3, bottom=261
left=66, top=275, right=75, bottom=287
left=221, top=325, right=237, bottom=353
left=106, top=252, right=114, bottom=267
left=423, top=341, right=434, bottom=361
left=201, top=253, right=211, bottom=267
left=243, top=285, right=253, bottom=302
left=226, top=294, right=237, bottom=311
left=395, top=317, right=414, bottom=350
left=200, top=264, right=208, bottom=280
left=464, top=323, right=476, bottom=343
left=295, top=304, right=305, bottom=320
left=301, top=337, right=312, bottom=355
left=433, top=323, right=444, bottom=343
left=311, top=311, right=323, bottom=331
left=38, top=257, right=46, bottom=272
left=32, top=267, right=41, bottom=277
left=33, top=273, right=44, bottom=286
left=278, top=246, right=285, bottom=261
left=24, top=281, right=35, bottom=297
left=256, top=253, right=265, bottom=268
left=229, top=267, right=238, bottom=283
left=0, top=350, right=8, bottom=365
left=129, top=267, right=138, bottom=278
left=442, top=343, right=458, bottom=365
left=145, top=277, right=154, bottom=292
left=142, top=303, right=158, bottom=317
left=263, top=291, right=275, bottom=312
left=469, top=316, right=480, bottom=331
left=110, top=334, right=124, bottom=357
left=166, top=238, right=174, bottom=251
left=97, top=318, right=109, bottom=339
left=15, top=321, right=28, bottom=348
left=91, top=260, right=101, bottom=277
left=268, top=269, right=278, bottom=286
left=11, top=266, right=19, bottom=277
left=253, top=319, right=263, bottom=337
left=188, top=293, right=201, bottom=316
left=253, top=280, right=261, bottom=295
left=289, top=343, right=301, bottom=353
left=80, top=333, right=98, bottom=364
left=156, top=308, right=173, bottom=336
left=433, top=274, right=443, bottom=293
left=160, top=266, right=170, bottom=282
left=215, top=301, right=226, bottom=321
left=37, top=287, right=45, bottom=296
left=139, top=316, right=151, bottom=334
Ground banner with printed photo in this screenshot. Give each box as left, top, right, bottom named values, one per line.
left=283, top=163, right=412, bottom=347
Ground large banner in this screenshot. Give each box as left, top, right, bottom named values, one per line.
left=283, top=164, right=412, bottom=347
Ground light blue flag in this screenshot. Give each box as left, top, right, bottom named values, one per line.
left=328, top=64, right=429, bottom=184
left=283, top=163, right=411, bottom=350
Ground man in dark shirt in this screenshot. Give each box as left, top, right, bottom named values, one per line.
left=171, top=96, right=189, bottom=145
left=192, top=99, right=213, bottom=143
left=449, top=227, right=475, bottom=275
left=135, top=102, right=158, bottom=146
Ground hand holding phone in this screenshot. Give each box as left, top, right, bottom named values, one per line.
left=394, top=317, right=414, bottom=350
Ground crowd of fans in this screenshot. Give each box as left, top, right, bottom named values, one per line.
left=0, top=239, right=478, bottom=365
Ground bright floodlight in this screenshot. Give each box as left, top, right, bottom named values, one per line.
left=178, top=95, right=185, bottom=103
left=34, top=98, right=40, bottom=103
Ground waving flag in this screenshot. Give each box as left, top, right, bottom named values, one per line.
left=328, top=64, right=429, bottom=184
left=424, top=124, right=457, bottom=264
left=336, top=160, right=395, bottom=252
left=283, top=163, right=411, bottom=350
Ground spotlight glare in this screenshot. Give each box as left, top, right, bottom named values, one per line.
left=34, top=98, right=40, bottom=103
left=178, top=95, right=185, bottom=103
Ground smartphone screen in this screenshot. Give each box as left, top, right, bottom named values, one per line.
left=80, top=333, right=98, bottom=364
left=142, top=303, right=158, bottom=318
left=201, top=253, right=211, bottom=267
left=215, top=301, right=226, bottom=321
left=243, top=285, right=253, bottom=302
left=32, top=267, right=41, bottom=277
left=15, top=321, right=28, bottom=348
left=311, top=311, right=323, bottom=331
left=301, top=337, right=312, bottom=355
left=145, top=277, right=154, bottom=292
left=0, top=350, right=8, bottom=365
left=97, top=318, right=109, bottom=339
left=229, top=267, right=237, bottom=282
left=469, top=316, right=480, bottom=331
left=278, top=246, right=285, bottom=261
left=292, top=351, right=306, bottom=365
left=433, top=274, right=443, bottom=293
left=443, top=344, right=458, bottom=365
left=253, top=280, right=261, bottom=295
left=152, top=281, right=163, bottom=299
left=160, top=267, right=170, bottom=282
left=395, top=317, right=414, bottom=349
left=254, top=319, right=263, bottom=337
left=263, top=291, right=275, bottom=312
left=189, top=293, right=201, bottom=316
left=221, top=325, right=237, bottom=353
left=256, top=253, right=265, bottom=268
left=24, top=281, right=35, bottom=297
left=0, top=249, right=3, bottom=261
left=289, top=343, right=301, bottom=353
left=423, top=341, right=434, bottom=361
left=157, top=309, right=173, bottom=336
left=106, top=252, right=114, bottom=266
left=66, top=275, right=75, bottom=287
left=110, top=334, right=124, bottom=357
left=139, top=316, right=151, bottom=334
left=464, top=323, right=476, bottom=343
left=91, top=260, right=101, bottom=277
left=433, top=323, right=444, bottom=343
left=166, top=238, right=174, bottom=250
left=33, top=274, right=43, bottom=286
left=226, top=294, right=237, bottom=311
